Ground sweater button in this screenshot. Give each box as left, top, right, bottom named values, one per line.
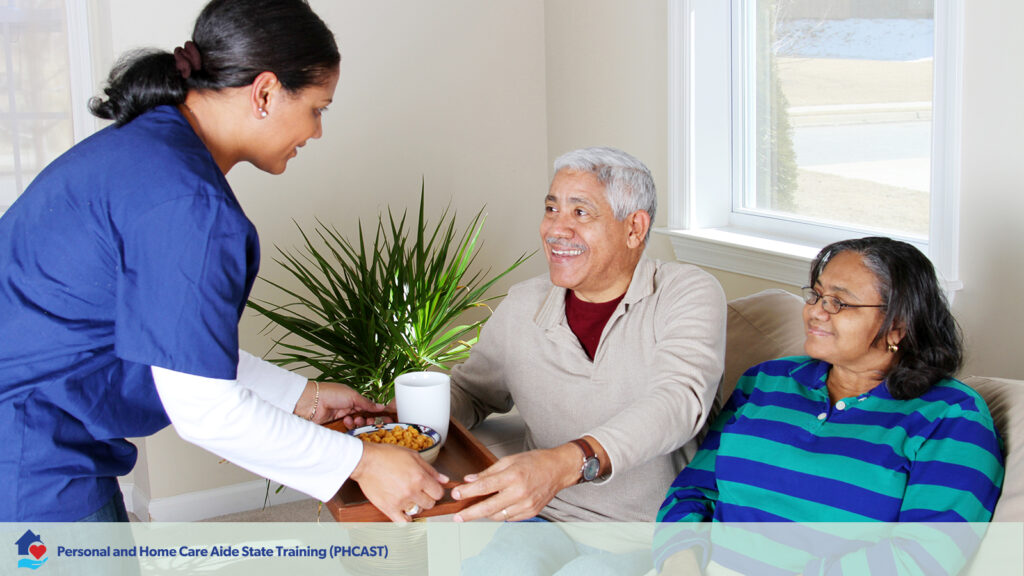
left=817, top=412, right=827, bottom=421
left=836, top=401, right=847, bottom=410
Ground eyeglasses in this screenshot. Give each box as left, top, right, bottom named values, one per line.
left=801, top=287, right=886, bottom=315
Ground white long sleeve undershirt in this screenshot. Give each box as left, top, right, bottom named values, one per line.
left=151, top=351, right=363, bottom=502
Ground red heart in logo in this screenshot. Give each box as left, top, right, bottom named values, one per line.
left=29, top=544, right=46, bottom=559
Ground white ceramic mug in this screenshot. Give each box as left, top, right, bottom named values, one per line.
left=394, top=371, right=451, bottom=446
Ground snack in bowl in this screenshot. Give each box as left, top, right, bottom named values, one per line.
left=348, top=423, right=441, bottom=464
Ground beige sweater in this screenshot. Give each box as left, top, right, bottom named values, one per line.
left=450, top=258, right=726, bottom=521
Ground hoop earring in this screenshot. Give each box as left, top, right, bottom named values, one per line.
left=887, top=343, right=899, bottom=353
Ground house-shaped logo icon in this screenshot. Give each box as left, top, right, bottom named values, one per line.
left=15, top=530, right=48, bottom=570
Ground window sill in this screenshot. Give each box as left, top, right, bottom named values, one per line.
left=656, top=227, right=964, bottom=298
left=656, top=227, right=820, bottom=287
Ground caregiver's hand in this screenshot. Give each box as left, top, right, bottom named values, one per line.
left=294, top=380, right=389, bottom=428
left=350, top=442, right=449, bottom=523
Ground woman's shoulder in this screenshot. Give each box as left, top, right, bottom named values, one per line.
left=16, top=106, right=237, bottom=228
left=918, top=377, right=998, bottom=424
left=734, top=356, right=822, bottom=394
left=743, top=355, right=819, bottom=379
left=96, top=108, right=236, bottom=209
left=45, top=107, right=211, bottom=187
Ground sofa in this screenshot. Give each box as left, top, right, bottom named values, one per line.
left=472, top=288, right=1023, bottom=521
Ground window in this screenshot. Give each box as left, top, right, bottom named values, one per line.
left=663, top=0, right=962, bottom=290
left=1, top=0, right=94, bottom=214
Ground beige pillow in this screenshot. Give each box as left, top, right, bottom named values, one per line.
left=963, top=376, right=1024, bottom=521
left=723, top=289, right=806, bottom=401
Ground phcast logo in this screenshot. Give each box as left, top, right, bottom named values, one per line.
left=15, top=530, right=48, bottom=570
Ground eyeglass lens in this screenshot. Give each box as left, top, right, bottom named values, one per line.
left=802, top=288, right=842, bottom=314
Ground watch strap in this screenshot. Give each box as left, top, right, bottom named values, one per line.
left=570, top=438, right=596, bottom=460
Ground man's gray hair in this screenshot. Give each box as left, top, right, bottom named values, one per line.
left=553, top=147, right=657, bottom=241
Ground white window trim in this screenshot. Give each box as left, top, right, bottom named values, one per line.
left=0, top=2, right=96, bottom=215
left=66, top=1, right=98, bottom=143
left=660, top=0, right=963, bottom=292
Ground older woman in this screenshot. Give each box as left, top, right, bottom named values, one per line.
left=655, top=237, right=1003, bottom=572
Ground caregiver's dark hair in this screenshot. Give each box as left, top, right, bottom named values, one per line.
left=809, top=237, right=963, bottom=399
left=89, top=0, right=340, bottom=126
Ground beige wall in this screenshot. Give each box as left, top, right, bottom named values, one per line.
left=955, top=0, right=1024, bottom=379
left=544, top=0, right=675, bottom=264
left=103, top=0, right=1023, bottom=505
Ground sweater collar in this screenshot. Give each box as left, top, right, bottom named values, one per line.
left=533, top=256, right=655, bottom=329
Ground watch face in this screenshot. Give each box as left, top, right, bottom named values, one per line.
left=582, top=458, right=600, bottom=481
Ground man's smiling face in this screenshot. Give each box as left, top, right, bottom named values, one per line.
left=539, top=169, right=643, bottom=303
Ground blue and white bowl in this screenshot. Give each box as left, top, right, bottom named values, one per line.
left=348, top=422, right=442, bottom=464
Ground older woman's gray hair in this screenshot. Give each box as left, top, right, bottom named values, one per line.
left=553, top=147, right=657, bottom=242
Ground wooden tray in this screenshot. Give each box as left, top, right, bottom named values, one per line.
left=324, top=416, right=498, bottom=521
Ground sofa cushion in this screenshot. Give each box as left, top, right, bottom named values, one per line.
left=722, top=289, right=806, bottom=400
left=964, top=376, right=1024, bottom=521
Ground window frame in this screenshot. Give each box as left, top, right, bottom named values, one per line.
left=0, top=1, right=96, bottom=214
left=661, top=0, right=963, bottom=291
left=66, top=1, right=98, bottom=143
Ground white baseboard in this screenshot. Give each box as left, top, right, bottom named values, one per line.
left=118, top=482, right=151, bottom=520
left=142, top=480, right=311, bottom=522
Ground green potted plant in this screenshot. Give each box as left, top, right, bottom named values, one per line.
left=247, top=185, right=531, bottom=404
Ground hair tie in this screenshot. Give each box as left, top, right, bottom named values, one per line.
left=173, top=41, right=202, bottom=79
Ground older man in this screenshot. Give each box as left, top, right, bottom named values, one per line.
left=449, top=147, right=726, bottom=522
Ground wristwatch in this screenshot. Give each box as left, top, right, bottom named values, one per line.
left=570, top=438, right=601, bottom=483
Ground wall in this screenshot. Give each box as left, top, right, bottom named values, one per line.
left=544, top=0, right=674, bottom=263
left=955, top=0, right=1024, bottom=379
left=101, top=0, right=549, bottom=513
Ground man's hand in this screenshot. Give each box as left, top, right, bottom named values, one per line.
left=449, top=444, right=582, bottom=522
left=350, top=442, right=449, bottom=523
left=294, top=380, right=390, bottom=428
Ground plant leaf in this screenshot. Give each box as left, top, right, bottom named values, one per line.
left=246, top=184, right=531, bottom=404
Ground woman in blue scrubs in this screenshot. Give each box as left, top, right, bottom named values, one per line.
left=0, top=0, right=445, bottom=523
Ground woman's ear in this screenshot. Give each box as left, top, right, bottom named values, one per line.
left=249, top=71, right=281, bottom=119
left=886, top=321, right=906, bottom=351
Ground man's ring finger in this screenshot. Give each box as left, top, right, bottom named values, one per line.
left=405, top=504, right=420, bottom=516
left=501, top=508, right=510, bottom=521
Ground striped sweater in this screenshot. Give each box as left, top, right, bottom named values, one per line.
left=658, top=356, right=1004, bottom=523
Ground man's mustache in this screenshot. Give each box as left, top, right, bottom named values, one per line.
left=545, top=238, right=586, bottom=251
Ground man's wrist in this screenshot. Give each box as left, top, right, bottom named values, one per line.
left=569, top=438, right=601, bottom=483
left=554, top=443, right=585, bottom=488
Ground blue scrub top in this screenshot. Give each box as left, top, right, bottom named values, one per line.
left=0, top=106, right=260, bottom=520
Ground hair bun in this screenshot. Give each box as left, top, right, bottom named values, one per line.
left=173, top=41, right=202, bottom=79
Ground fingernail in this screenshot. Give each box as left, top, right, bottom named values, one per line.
left=439, top=474, right=450, bottom=483
left=464, top=474, right=477, bottom=482
left=453, top=514, right=464, bottom=523
left=452, top=489, right=461, bottom=500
